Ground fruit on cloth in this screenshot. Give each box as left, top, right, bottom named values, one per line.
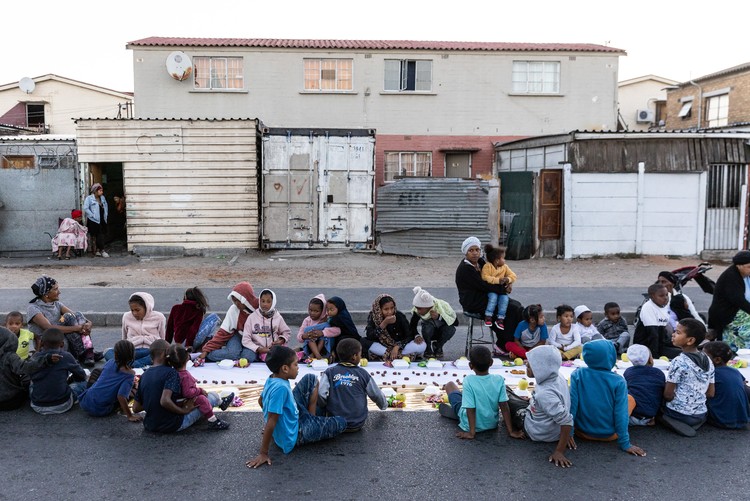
left=518, top=379, right=529, bottom=391
left=659, top=356, right=669, bottom=362
left=402, top=356, right=411, bottom=363
left=514, top=358, right=524, bottom=366
left=359, top=358, right=368, bottom=367
left=238, top=358, right=249, bottom=368
left=621, top=353, right=629, bottom=362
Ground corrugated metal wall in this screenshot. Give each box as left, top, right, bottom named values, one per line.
left=376, top=178, right=493, bottom=257
left=76, top=119, right=260, bottom=251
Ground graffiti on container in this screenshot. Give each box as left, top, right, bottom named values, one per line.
left=274, top=183, right=283, bottom=191
left=397, top=192, right=426, bottom=206
left=295, top=178, right=308, bottom=195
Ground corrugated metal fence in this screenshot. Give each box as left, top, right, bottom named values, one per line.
left=376, top=178, right=492, bottom=257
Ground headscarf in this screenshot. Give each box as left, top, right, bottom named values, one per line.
left=733, top=250, right=750, bottom=265
left=461, top=236, right=481, bottom=256
left=370, top=293, right=396, bottom=328
left=71, top=209, right=83, bottom=219
left=90, top=183, right=103, bottom=194
left=30, top=276, right=57, bottom=303
left=259, top=289, right=277, bottom=319
left=327, top=296, right=358, bottom=337
left=227, top=282, right=259, bottom=311
left=658, top=271, right=679, bottom=286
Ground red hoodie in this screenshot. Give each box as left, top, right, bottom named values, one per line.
left=202, top=282, right=259, bottom=354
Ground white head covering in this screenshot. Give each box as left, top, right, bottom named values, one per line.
left=412, top=286, right=434, bottom=308
left=627, top=344, right=651, bottom=366
left=461, top=236, right=481, bottom=256
left=574, top=305, right=591, bottom=319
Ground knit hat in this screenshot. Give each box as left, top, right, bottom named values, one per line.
left=90, top=183, right=103, bottom=194
left=71, top=209, right=83, bottom=219
left=461, top=236, right=481, bottom=255
left=412, top=286, right=434, bottom=308
left=626, top=344, right=651, bottom=366
left=657, top=271, right=678, bottom=285
left=573, top=305, right=591, bottom=319
left=732, top=250, right=750, bottom=265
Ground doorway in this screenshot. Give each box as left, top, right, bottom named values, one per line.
left=85, top=162, right=127, bottom=252
left=445, top=152, right=471, bottom=178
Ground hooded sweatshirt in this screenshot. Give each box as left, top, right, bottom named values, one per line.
left=0, top=327, right=49, bottom=403
left=569, top=340, right=632, bottom=451
left=121, top=292, right=166, bottom=350
left=297, top=294, right=329, bottom=343
left=523, top=345, right=574, bottom=442
left=241, top=289, right=291, bottom=352
left=203, top=282, right=259, bottom=354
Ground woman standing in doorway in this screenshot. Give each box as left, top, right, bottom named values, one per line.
left=83, top=183, right=109, bottom=258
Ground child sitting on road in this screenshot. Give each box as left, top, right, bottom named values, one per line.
left=481, top=244, right=516, bottom=329
left=167, top=343, right=232, bottom=430
left=596, top=302, right=631, bottom=354
left=569, top=339, right=646, bottom=457
left=240, top=289, right=291, bottom=363
left=660, top=319, right=715, bottom=437
left=409, top=286, right=458, bottom=359
left=506, top=304, right=548, bottom=360
left=105, top=292, right=166, bottom=368
left=623, top=344, right=665, bottom=426
left=297, top=294, right=332, bottom=361
left=247, top=346, right=347, bottom=468
left=0, top=327, right=58, bottom=411
left=438, top=345, right=525, bottom=441
left=573, top=305, right=602, bottom=344
left=5, top=311, right=34, bottom=360
left=78, top=339, right=141, bottom=421
left=633, top=283, right=681, bottom=360
left=325, top=297, right=362, bottom=362
left=365, top=293, right=426, bottom=365
left=29, top=328, right=87, bottom=415
left=318, top=338, right=387, bottom=431
left=702, top=341, right=750, bottom=429
left=166, top=286, right=220, bottom=351
left=547, top=304, right=582, bottom=360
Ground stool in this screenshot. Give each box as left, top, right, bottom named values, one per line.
left=463, top=312, right=497, bottom=356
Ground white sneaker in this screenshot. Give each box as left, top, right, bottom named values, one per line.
left=95, top=251, right=102, bottom=257
left=100, top=251, right=110, bottom=258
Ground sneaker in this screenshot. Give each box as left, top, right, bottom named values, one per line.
left=659, top=414, right=696, bottom=437
left=208, top=418, right=230, bottom=430
left=484, top=317, right=493, bottom=327
left=219, top=392, right=235, bottom=411
left=100, top=251, right=110, bottom=258
left=495, top=318, right=505, bottom=330
left=438, top=403, right=458, bottom=420
left=95, top=251, right=102, bottom=257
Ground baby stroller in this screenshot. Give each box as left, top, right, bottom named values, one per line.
left=671, top=262, right=715, bottom=295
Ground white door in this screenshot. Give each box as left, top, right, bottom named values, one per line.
left=704, top=164, right=747, bottom=250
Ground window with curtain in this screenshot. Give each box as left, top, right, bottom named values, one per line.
left=384, top=60, right=432, bottom=91
left=512, top=61, right=560, bottom=94
left=304, top=59, right=353, bottom=91
left=707, top=94, right=729, bottom=127
left=193, top=56, right=244, bottom=90
left=383, top=152, right=432, bottom=181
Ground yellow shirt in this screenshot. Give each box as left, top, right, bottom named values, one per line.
left=16, top=328, right=34, bottom=360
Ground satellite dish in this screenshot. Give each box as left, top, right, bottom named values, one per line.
left=166, top=51, right=193, bottom=81
left=18, top=77, right=35, bottom=94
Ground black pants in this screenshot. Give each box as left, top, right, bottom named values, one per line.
left=87, top=220, right=107, bottom=250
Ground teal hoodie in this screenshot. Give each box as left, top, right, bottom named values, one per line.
left=570, top=339, right=631, bottom=450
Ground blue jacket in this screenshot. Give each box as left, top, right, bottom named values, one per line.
left=83, top=194, right=108, bottom=224
left=624, top=365, right=665, bottom=419
left=570, top=340, right=631, bottom=450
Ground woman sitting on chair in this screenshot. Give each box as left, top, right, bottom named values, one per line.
left=51, top=210, right=88, bottom=260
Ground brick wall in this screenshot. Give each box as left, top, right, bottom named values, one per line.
left=665, top=69, right=750, bottom=129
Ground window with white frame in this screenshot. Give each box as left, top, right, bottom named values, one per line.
left=304, top=59, right=353, bottom=91
left=707, top=94, right=729, bottom=127
left=384, top=152, right=432, bottom=181
left=193, top=57, right=244, bottom=90
left=512, top=61, right=560, bottom=94
left=384, top=60, right=432, bottom=92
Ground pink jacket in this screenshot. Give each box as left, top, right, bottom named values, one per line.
left=121, top=292, right=166, bottom=350
left=296, top=293, right=335, bottom=342
left=241, top=306, right=291, bottom=353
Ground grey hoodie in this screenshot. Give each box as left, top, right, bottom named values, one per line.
left=523, top=345, right=574, bottom=442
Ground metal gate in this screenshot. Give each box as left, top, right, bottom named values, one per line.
left=261, top=129, right=375, bottom=249
left=498, top=171, right=534, bottom=260
left=704, top=164, right=748, bottom=250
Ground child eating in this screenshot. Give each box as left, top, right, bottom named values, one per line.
left=409, top=286, right=457, bottom=359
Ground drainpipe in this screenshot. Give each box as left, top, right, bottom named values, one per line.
left=689, top=80, right=703, bottom=129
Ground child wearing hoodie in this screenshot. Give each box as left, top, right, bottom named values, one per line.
left=240, top=289, right=291, bottom=363
left=29, top=328, right=87, bottom=414
left=166, top=286, right=220, bottom=351
left=703, top=341, right=750, bottom=430
left=569, top=339, right=646, bottom=457
left=522, top=345, right=576, bottom=467
left=623, top=344, right=665, bottom=426
left=297, top=294, right=333, bottom=361
left=105, top=292, right=166, bottom=368
left=409, top=286, right=457, bottom=359
left=0, top=327, right=58, bottom=411
left=196, top=282, right=259, bottom=365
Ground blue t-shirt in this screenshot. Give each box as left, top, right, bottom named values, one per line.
left=135, top=364, right=183, bottom=433
left=707, top=366, right=750, bottom=429
left=79, top=359, right=135, bottom=417
left=514, top=320, right=548, bottom=348
left=623, top=365, right=665, bottom=418
left=458, top=373, right=509, bottom=432
left=261, top=376, right=299, bottom=454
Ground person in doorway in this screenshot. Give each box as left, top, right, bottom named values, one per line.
left=83, top=183, right=109, bottom=258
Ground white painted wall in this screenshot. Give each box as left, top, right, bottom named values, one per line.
left=131, top=46, right=620, bottom=135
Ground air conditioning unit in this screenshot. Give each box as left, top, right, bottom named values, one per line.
left=636, top=109, right=655, bottom=123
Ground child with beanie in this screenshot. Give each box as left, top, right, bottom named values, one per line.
left=623, top=344, right=665, bottom=426
left=409, top=286, right=458, bottom=359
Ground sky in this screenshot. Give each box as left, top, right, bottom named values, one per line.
left=3, top=0, right=748, bottom=93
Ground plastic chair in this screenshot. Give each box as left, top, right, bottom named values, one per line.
left=463, top=311, right=497, bottom=356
